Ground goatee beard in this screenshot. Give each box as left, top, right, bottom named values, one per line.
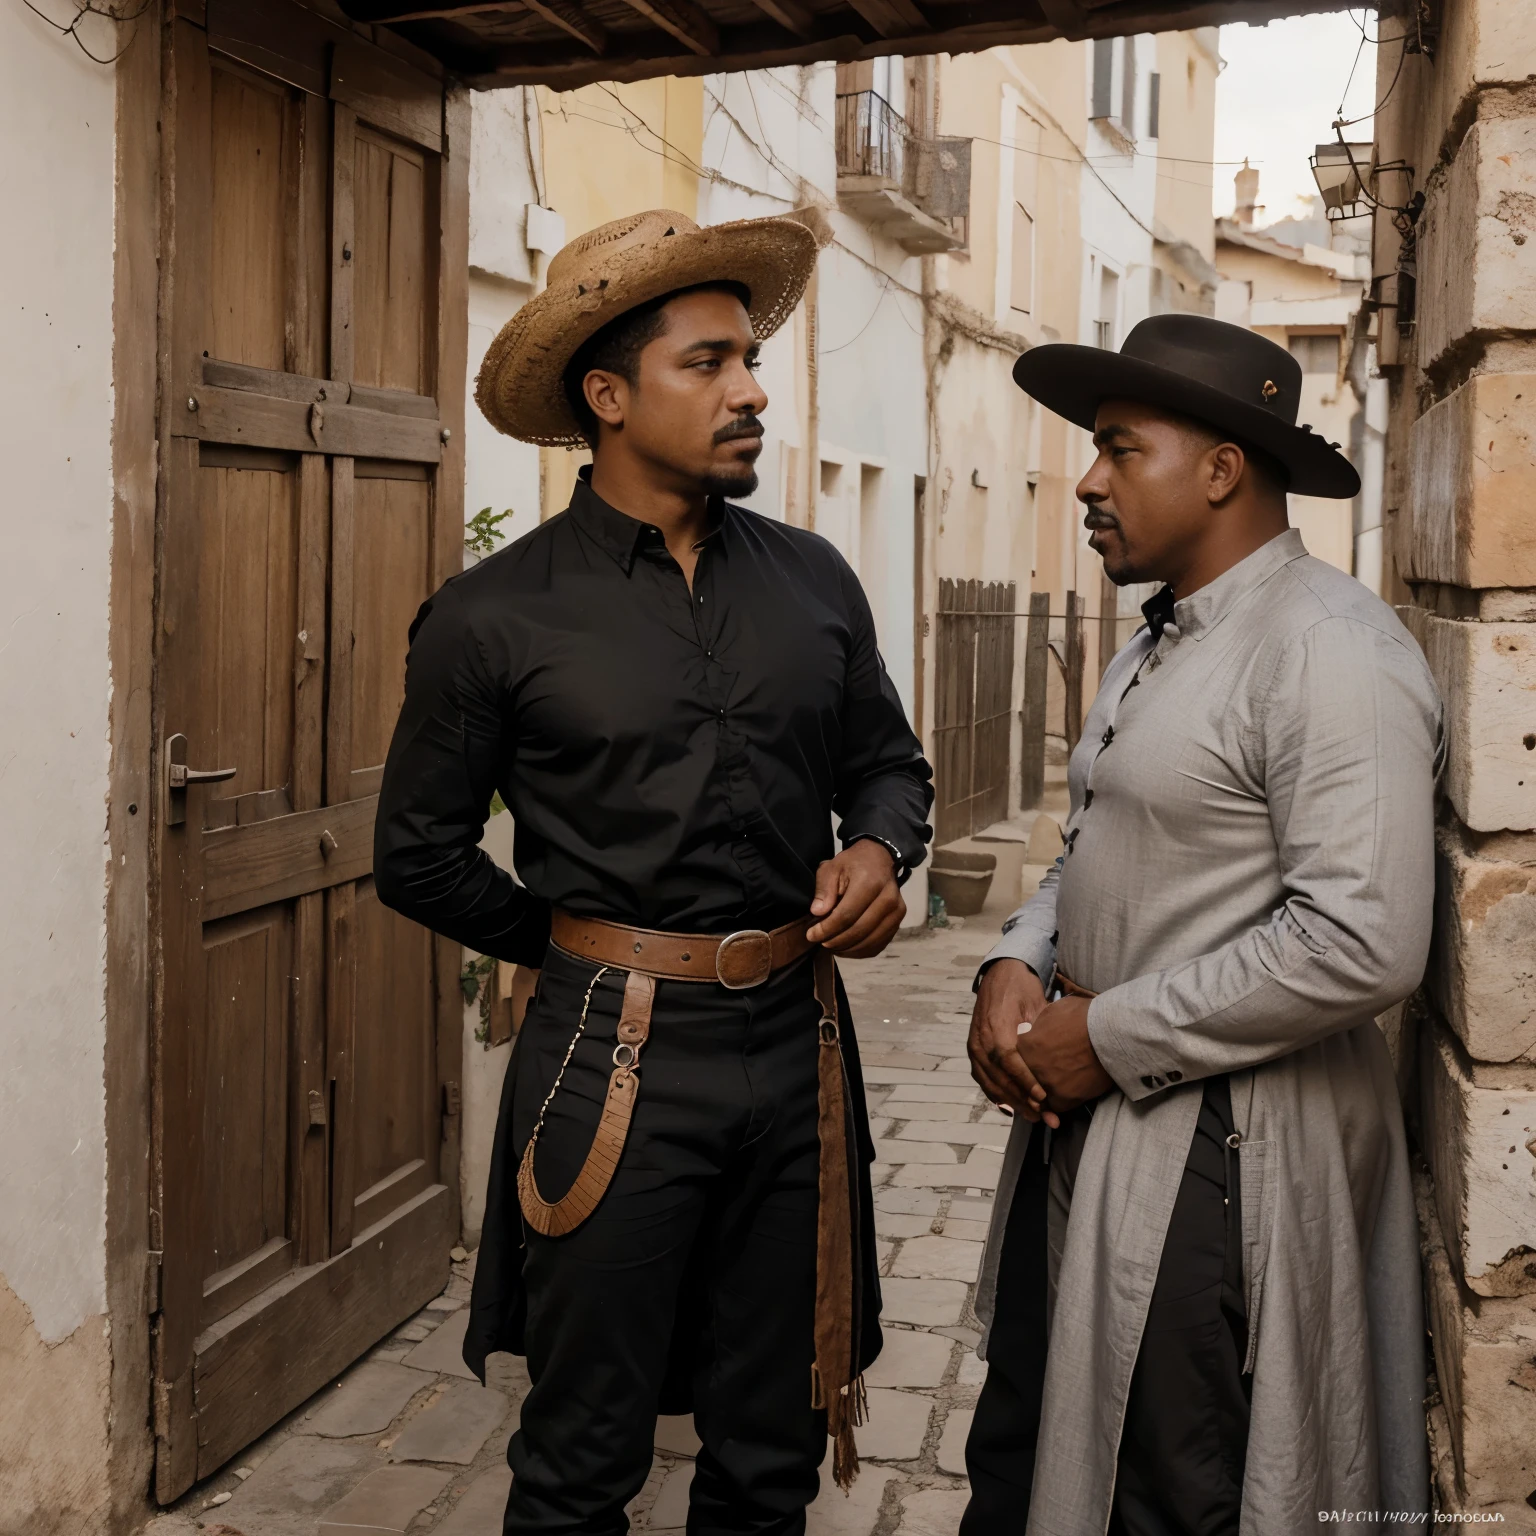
left=701, top=466, right=759, bottom=499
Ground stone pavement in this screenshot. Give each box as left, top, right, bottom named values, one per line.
left=146, top=817, right=1055, bottom=1536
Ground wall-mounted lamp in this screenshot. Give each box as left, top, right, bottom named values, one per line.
left=1309, top=141, right=1374, bottom=221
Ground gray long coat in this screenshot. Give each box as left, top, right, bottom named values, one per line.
left=977, top=532, right=1442, bottom=1534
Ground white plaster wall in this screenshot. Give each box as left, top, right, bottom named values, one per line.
left=462, top=89, right=543, bottom=1241
left=0, top=5, right=117, bottom=1346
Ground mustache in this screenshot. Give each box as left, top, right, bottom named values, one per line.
left=713, top=415, right=765, bottom=446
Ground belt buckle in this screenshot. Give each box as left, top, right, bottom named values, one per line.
left=716, top=929, right=772, bottom=989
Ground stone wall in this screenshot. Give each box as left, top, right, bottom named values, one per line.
left=1374, top=0, right=1536, bottom=1520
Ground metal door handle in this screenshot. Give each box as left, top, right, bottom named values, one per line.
left=165, top=733, right=237, bottom=825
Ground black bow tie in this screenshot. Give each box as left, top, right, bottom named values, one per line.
left=1141, top=586, right=1177, bottom=640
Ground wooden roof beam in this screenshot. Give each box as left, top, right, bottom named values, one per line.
left=844, top=0, right=927, bottom=38
left=613, top=0, right=720, bottom=55
left=746, top=0, right=815, bottom=37
left=522, top=0, right=607, bottom=52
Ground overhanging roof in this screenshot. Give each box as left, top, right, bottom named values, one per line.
left=336, top=0, right=1357, bottom=91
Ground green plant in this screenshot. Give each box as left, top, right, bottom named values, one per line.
left=460, top=953, right=496, bottom=1005
left=465, top=506, right=516, bottom=557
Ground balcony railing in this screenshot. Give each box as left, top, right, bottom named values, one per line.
left=836, top=89, right=908, bottom=184
left=834, top=90, right=972, bottom=252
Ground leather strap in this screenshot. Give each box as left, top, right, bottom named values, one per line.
left=518, top=969, right=654, bottom=1238
left=551, top=911, right=813, bottom=989
left=811, top=948, right=867, bottom=1489
left=1054, top=968, right=1097, bottom=999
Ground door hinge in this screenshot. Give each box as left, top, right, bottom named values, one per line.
left=145, top=1249, right=163, bottom=1315
left=442, top=1081, right=461, bottom=1119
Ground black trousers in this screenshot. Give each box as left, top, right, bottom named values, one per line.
left=503, top=946, right=827, bottom=1536
left=962, top=1080, right=1250, bottom=1536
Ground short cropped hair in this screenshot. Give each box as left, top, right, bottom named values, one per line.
left=561, top=280, right=752, bottom=447
left=1184, top=414, right=1291, bottom=498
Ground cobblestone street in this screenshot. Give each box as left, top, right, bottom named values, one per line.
left=147, top=825, right=1052, bottom=1536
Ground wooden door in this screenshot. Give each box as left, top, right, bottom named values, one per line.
left=150, top=3, right=468, bottom=1498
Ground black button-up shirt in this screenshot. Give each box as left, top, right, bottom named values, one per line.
left=374, top=473, right=933, bottom=967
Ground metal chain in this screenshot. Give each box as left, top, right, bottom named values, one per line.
left=523, top=965, right=611, bottom=1155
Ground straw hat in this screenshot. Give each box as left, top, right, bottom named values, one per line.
left=475, top=208, right=822, bottom=447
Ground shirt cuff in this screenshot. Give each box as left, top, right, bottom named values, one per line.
left=976, top=925, right=1056, bottom=995
left=1086, top=982, right=1187, bottom=1102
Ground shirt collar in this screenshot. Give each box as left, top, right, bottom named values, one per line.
left=568, top=467, right=728, bottom=575
left=1150, top=527, right=1307, bottom=642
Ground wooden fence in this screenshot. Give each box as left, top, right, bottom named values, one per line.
left=932, top=578, right=1016, bottom=846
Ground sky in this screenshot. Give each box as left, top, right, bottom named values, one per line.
left=1212, top=9, right=1386, bottom=223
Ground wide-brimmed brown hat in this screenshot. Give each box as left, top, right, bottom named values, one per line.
left=1013, top=314, right=1360, bottom=498
left=476, top=208, right=820, bottom=447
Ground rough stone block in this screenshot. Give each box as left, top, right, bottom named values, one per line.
left=1401, top=609, right=1536, bottom=831
left=876, top=1211, right=939, bottom=1240
left=864, top=1327, right=953, bottom=1389
left=388, top=1382, right=509, bottom=1465
left=897, top=1121, right=1009, bottom=1147
left=874, top=1188, right=943, bottom=1216
left=217, top=1434, right=378, bottom=1535
left=1418, top=1171, right=1536, bottom=1515
left=874, top=1139, right=959, bottom=1164
left=888, top=1236, right=983, bottom=1283
left=805, top=1471, right=897, bottom=1536
left=1420, top=1015, right=1536, bottom=1296
left=1418, top=117, right=1536, bottom=370
left=883, top=1085, right=985, bottom=1105
left=855, top=1388, right=932, bottom=1461
left=879, top=1278, right=969, bottom=1327
left=897, top=1488, right=971, bottom=1536
left=647, top=1460, right=695, bottom=1529
left=317, top=1466, right=452, bottom=1536
left=435, top=1465, right=513, bottom=1536
left=401, top=1305, right=477, bottom=1380
left=306, top=1362, right=430, bottom=1439
left=1430, top=826, right=1536, bottom=1061
left=934, top=1408, right=972, bottom=1476
left=1407, top=373, right=1536, bottom=587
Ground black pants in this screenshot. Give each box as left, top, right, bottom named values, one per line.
left=962, top=1080, right=1250, bottom=1536
left=503, top=946, right=827, bottom=1536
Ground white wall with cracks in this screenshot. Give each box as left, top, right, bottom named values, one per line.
left=0, top=4, right=120, bottom=1529
left=0, top=2, right=116, bottom=1345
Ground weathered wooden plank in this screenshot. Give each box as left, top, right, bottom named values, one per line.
left=1019, top=592, right=1049, bottom=811
left=204, top=359, right=438, bottom=417
left=332, top=36, right=444, bottom=153
left=353, top=1157, right=431, bottom=1232
left=746, top=0, right=814, bottom=36
left=200, top=796, right=377, bottom=921
left=845, top=0, right=926, bottom=36
left=332, top=105, right=357, bottom=387
left=521, top=0, right=608, bottom=53
left=613, top=0, right=719, bottom=55
left=177, top=384, right=443, bottom=462
left=192, top=1184, right=452, bottom=1476
left=201, top=1235, right=294, bottom=1329
left=326, top=881, right=359, bottom=1256
left=1063, top=589, right=1084, bottom=750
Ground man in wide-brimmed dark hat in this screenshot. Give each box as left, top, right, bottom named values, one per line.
left=374, top=208, right=932, bottom=1534
left=961, top=315, right=1442, bottom=1535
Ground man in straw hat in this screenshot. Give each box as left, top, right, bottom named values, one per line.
left=959, top=315, right=1442, bottom=1534
left=374, top=208, right=932, bottom=1534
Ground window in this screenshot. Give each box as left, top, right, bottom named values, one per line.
left=1121, top=43, right=1136, bottom=136
left=1289, top=333, right=1341, bottom=375
left=1091, top=40, right=1114, bottom=119
left=1148, top=72, right=1160, bottom=139
left=1010, top=108, right=1040, bottom=316
left=1096, top=266, right=1120, bottom=350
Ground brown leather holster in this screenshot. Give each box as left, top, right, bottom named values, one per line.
left=516, top=912, right=867, bottom=1486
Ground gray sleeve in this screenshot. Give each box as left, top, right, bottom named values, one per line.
left=1087, top=616, right=1443, bottom=1100
left=977, top=856, right=1062, bottom=988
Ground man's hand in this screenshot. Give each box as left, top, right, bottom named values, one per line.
left=807, top=840, right=906, bottom=958
left=969, top=959, right=1053, bottom=1122
left=1015, top=995, right=1114, bottom=1117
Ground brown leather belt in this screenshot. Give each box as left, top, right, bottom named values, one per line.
left=519, top=911, right=867, bottom=1487
left=1053, top=968, right=1097, bottom=999
left=549, top=910, right=814, bottom=989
